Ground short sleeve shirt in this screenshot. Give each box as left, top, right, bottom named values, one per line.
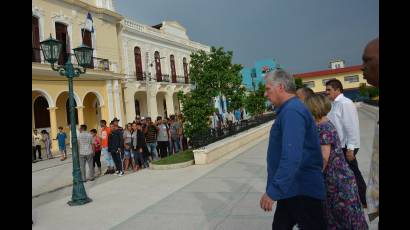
left=101, top=127, right=111, bottom=148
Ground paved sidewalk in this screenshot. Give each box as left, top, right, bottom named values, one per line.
left=32, top=108, right=378, bottom=229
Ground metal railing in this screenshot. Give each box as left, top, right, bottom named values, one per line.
left=32, top=48, right=111, bottom=72
left=191, top=112, right=276, bottom=149
left=133, top=72, right=191, bottom=84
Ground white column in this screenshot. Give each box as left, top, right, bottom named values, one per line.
left=165, top=92, right=175, bottom=116
left=106, top=80, right=114, bottom=121
left=113, top=80, right=123, bottom=126
left=147, top=83, right=158, bottom=117
left=124, top=86, right=136, bottom=123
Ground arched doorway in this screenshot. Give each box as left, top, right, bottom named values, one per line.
left=134, top=91, right=148, bottom=118
left=173, top=92, right=181, bottom=114
left=135, top=100, right=140, bottom=116
left=33, top=96, right=50, bottom=128
left=83, top=92, right=102, bottom=131
left=156, top=92, right=167, bottom=118
left=56, top=92, right=79, bottom=129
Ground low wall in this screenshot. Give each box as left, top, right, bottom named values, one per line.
left=193, top=121, right=274, bottom=165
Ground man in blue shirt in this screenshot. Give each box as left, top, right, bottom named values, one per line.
left=55, top=126, right=67, bottom=161
left=259, top=69, right=326, bottom=230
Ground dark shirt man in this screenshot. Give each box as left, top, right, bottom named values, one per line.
left=108, top=123, right=124, bottom=176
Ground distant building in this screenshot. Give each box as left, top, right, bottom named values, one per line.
left=293, top=61, right=367, bottom=100
left=240, top=59, right=279, bottom=91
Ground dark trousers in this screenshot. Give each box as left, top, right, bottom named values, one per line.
left=133, top=149, right=144, bottom=167
left=93, top=150, right=101, bottom=168
left=157, top=141, right=169, bottom=158
left=342, top=147, right=367, bottom=206
left=111, top=151, right=123, bottom=172
left=272, top=196, right=326, bottom=230
left=32, top=145, right=42, bottom=160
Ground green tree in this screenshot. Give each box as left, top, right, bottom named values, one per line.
left=295, top=78, right=304, bottom=89
left=178, top=47, right=244, bottom=138
left=244, top=82, right=267, bottom=116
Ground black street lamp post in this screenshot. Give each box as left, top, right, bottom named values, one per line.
left=40, top=34, right=93, bottom=206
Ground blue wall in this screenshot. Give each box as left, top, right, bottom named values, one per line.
left=241, top=59, right=278, bottom=91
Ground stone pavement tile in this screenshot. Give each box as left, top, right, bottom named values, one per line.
left=203, top=160, right=266, bottom=179
left=247, top=178, right=267, bottom=193
left=181, top=177, right=252, bottom=193
left=142, top=191, right=235, bottom=216
left=206, top=216, right=273, bottom=230
left=216, top=191, right=275, bottom=217
left=113, top=214, right=210, bottom=230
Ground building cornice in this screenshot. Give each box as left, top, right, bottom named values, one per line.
left=121, top=19, right=210, bottom=52
left=63, top=0, right=124, bottom=21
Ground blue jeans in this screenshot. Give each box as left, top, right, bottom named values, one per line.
left=171, top=138, right=181, bottom=154
left=147, top=142, right=158, bottom=160
left=102, top=147, right=114, bottom=167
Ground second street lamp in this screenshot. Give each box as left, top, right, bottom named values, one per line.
left=40, top=34, right=93, bottom=206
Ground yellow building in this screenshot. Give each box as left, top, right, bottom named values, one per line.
left=32, top=0, right=124, bottom=152
left=293, top=60, right=367, bottom=95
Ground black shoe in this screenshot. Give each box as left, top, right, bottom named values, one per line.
left=104, top=170, right=110, bottom=175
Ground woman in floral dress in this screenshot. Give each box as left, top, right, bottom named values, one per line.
left=305, top=94, right=368, bottom=229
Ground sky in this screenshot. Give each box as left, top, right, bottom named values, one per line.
left=113, top=0, right=378, bottom=74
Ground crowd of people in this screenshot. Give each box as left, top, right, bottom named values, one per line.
left=32, top=114, right=188, bottom=180
left=260, top=38, right=379, bottom=229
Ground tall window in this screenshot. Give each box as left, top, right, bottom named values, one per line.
left=32, top=16, right=41, bottom=62
left=170, top=55, right=176, bottom=83
left=81, top=28, right=93, bottom=68
left=183, top=57, right=188, bottom=84
left=55, top=22, right=69, bottom=65
left=134, top=47, right=143, bottom=80
left=154, top=51, right=162, bottom=81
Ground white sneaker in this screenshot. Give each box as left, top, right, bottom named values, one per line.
left=118, top=171, right=124, bottom=176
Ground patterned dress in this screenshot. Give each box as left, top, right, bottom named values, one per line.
left=318, top=120, right=368, bottom=230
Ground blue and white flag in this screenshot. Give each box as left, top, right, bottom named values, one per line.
left=85, top=12, right=94, bottom=33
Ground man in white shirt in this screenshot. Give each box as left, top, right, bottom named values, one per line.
left=78, top=124, right=95, bottom=182
left=326, top=79, right=367, bottom=208
left=32, top=129, right=43, bottom=162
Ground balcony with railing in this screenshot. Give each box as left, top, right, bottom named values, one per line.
left=32, top=48, right=113, bottom=72
left=132, top=72, right=191, bottom=84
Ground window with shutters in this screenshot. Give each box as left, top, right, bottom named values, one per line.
left=154, top=51, right=162, bottom=81
left=32, top=16, right=41, bottom=62
left=81, top=28, right=93, bottom=68
left=55, top=22, right=69, bottom=65
left=183, top=57, right=188, bottom=84
left=170, top=55, right=176, bottom=83
left=134, top=47, right=143, bottom=80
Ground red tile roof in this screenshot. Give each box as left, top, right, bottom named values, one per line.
left=294, top=65, right=363, bottom=79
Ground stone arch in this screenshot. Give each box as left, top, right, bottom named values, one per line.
left=134, top=91, right=148, bottom=118
left=32, top=89, right=54, bottom=107
left=55, top=90, right=82, bottom=106
left=83, top=92, right=103, bottom=131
